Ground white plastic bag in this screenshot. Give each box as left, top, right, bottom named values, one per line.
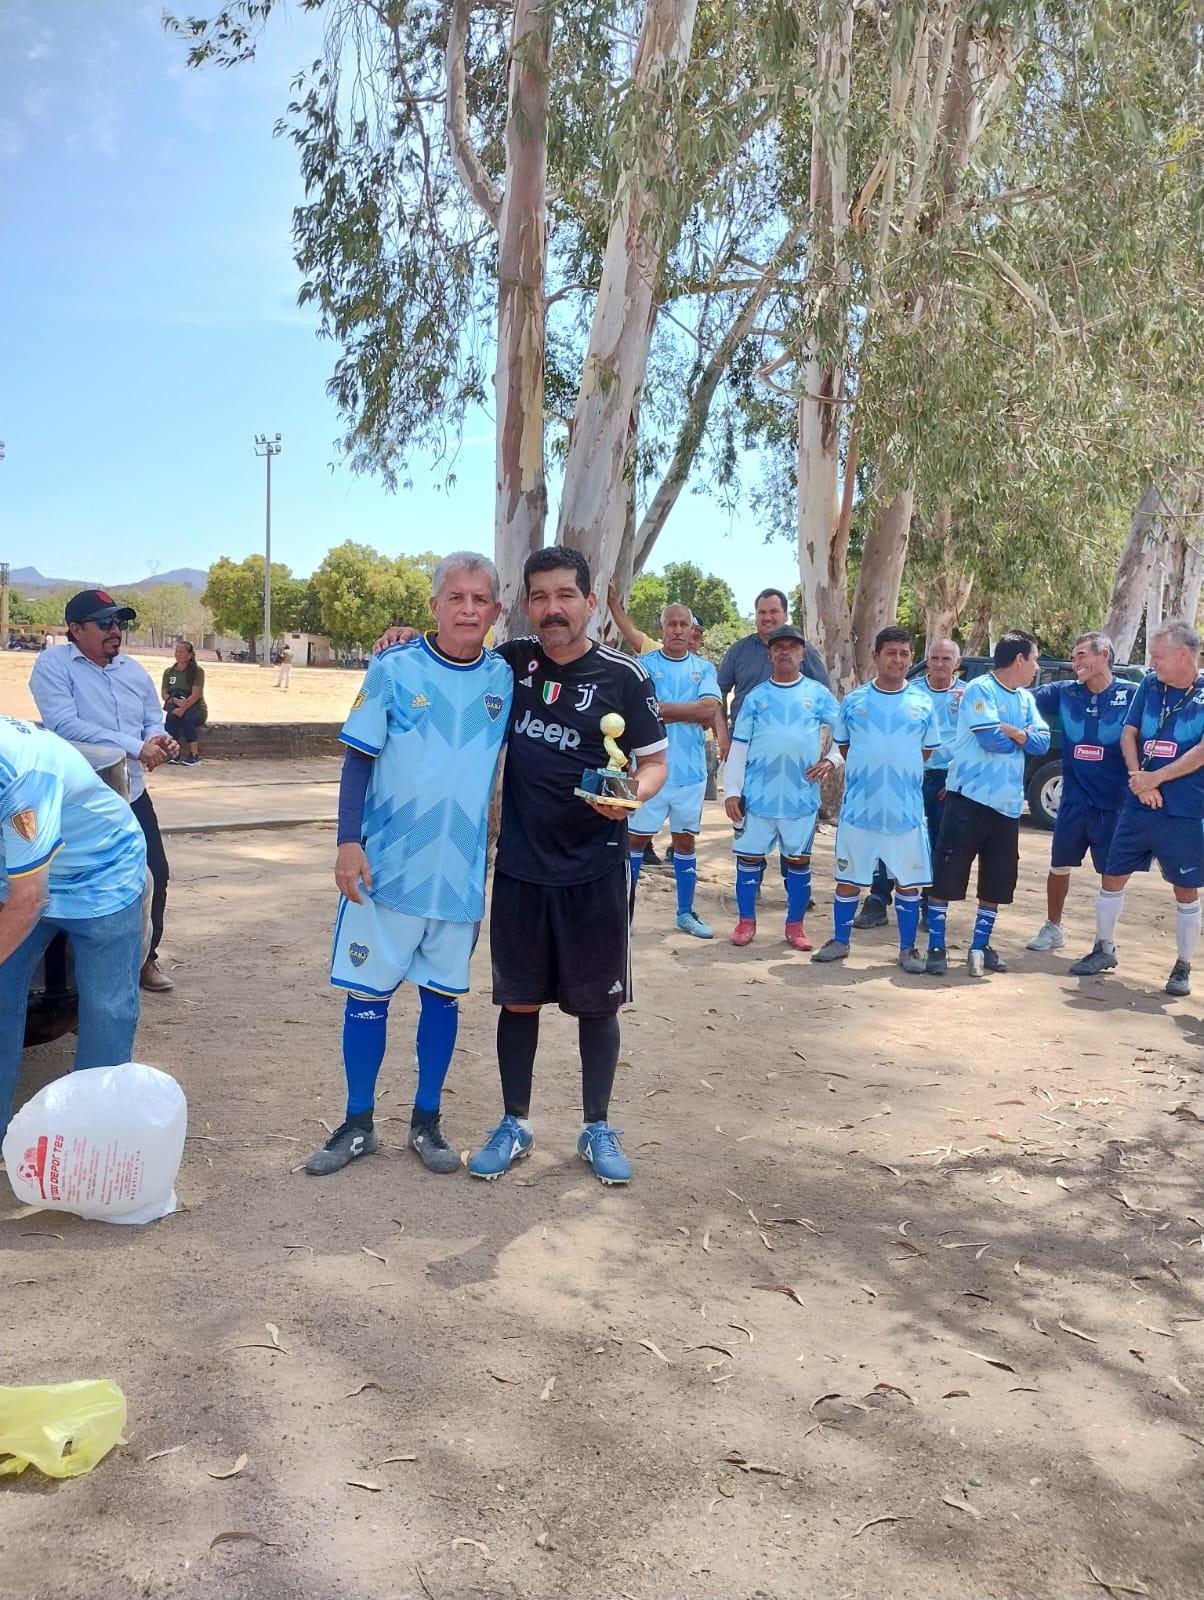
left=2, top=1063, right=186, bottom=1225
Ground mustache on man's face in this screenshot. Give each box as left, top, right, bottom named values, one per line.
left=539, top=615, right=572, bottom=629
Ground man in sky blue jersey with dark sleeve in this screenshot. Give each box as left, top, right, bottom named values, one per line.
left=627, top=603, right=722, bottom=938
left=927, top=631, right=1050, bottom=978
left=1068, top=618, right=1204, bottom=996
left=1026, top=632, right=1137, bottom=953
left=716, top=588, right=831, bottom=727
left=811, top=627, right=939, bottom=973
left=306, top=553, right=513, bottom=1177
left=0, top=717, right=147, bottom=1136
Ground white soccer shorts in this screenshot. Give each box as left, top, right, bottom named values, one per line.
left=630, top=778, right=707, bottom=837
left=833, top=819, right=932, bottom=888
left=330, top=895, right=478, bottom=998
left=732, top=809, right=819, bottom=858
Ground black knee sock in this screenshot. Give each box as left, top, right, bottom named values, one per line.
left=498, top=1008, right=540, bottom=1118
left=579, top=1013, right=620, bottom=1123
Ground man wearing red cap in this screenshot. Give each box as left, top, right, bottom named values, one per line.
left=30, top=590, right=178, bottom=992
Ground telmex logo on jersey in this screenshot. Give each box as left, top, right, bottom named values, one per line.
left=513, top=709, right=581, bottom=751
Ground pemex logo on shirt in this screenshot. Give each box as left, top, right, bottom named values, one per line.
left=542, top=682, right=561, bottom=706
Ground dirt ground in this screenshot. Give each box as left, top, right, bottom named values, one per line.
left=2, top=808, right=1203, bottom=1600
left=0, top=650, right=364, bottom=726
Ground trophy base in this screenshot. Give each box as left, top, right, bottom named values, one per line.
left=575, top=769, right=642, bottom=810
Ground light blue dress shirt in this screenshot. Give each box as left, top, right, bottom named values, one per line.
left=30, top=644, right=166, bottom=802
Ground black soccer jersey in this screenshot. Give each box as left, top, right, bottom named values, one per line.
left=495, top=637, right=667, bottom=885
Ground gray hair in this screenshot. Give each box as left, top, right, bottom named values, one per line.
left=1073, top=630, right=1114, bottom=661
left=660, top=601, right=692, bottom=626
left=432, top=551, right=500, bottom=602
left=1151, top=617, right=1200, bottom=654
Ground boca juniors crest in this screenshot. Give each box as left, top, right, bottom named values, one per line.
left=483, top=692, right=504, bottom=722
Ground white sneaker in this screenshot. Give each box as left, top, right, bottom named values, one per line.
left=1026, top=921, right=1065, bottom=951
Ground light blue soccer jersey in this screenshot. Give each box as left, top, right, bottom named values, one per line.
left=733, top=678, right=841, bottom=819
left=340, top=635, right=513, bottom=922
left=914, top=677, right=964, bottom=769
left=946, top=672, right=1050, bottom=818
left=834, top=681, right=940, bottom=833
left=639, top=649, right=721, bottom=787
left=0, top=717, right=146, bottom=920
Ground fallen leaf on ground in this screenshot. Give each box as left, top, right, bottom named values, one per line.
left=451, top=1538, right=491, bottom=1558
left=1085, top=1564, right=1149, bottom=1596
left=282, top=1244, right=313, bottom=1254
left=942, top=1493, right=981, bottom=1519
left=210, top=1531, right=278, bottom=1549
left=345, top=1381, right=384, bottom=1398
left=942, top=1390, right=970, bottom=1399
left=852, top=1514, right=904, bottom=1538
left=488, top=1371, right=522, bottom=1384
left=377, top=1454, right=417, bottom=1465
left=20, top=1231, right=64, bottom=1240
left=701, top=1231, right=711, bottom=1253
left=723, top=1450, right=788, bottom=1477
left=960, top=1348, right=1016, bottom=1373
left=540, top=1376, right=555, bottom=1401
left=208, top=1454, right=248, bottom=1480
left=264, top=1323, right=285, bottom=1351
left=1167, top=1103, right=1202, bottom=1122
left=361, top=1247, right=388, bottom=1266
left=1181, top=1432, right=1204, bottom=1449
left=146, top=1444, right=186, bottom=1462
left=871, top=1382, right=913, bottom=1403
left=639, top=1338, right=671, bottom=1364
left=688, top=1343, right=734, bottom=1359
left=1058, top=1319, right=1099, bottom=1344
left=345, top=1479, right=382, bottom=1492
left=752, top=1283, right=805, bottom=1307
left=860, top=1285, right=878, bottom=1299
left=728, top=1322, right=754, bottom=1343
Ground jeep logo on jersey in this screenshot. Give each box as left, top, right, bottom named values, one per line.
left=513, top=708, right=582, bottom=752
left=542, top=682, right=561, bottom=705
left=483, top=693, right=504, bottom=721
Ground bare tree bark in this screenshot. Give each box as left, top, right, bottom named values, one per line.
left=850, top=483, right=913, bottom=678
left=1104, top=479, right=1166, bottom=661
left=796, top=0, right=854, bottom=684
left=494, top=0, right=550, bottom=636
left=915, top=504, right=973, bottom=652
left=445, top=0, right=501, bottom=226
left=557, top=0, right=701, bottom=606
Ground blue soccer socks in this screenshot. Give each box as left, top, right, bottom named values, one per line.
left=833, top=890, right=860, bottom=946
left=415, top=986, right=459, bottom=1115
left=971, top=904, right=997, bottom=951
left=926, top=899, right=949, bottom=953
left=343, top=994, right=389, bottom=1118
left=673, top=851, right=698, bottom=915
left=786, top=866, right=812, bottom=925
left=735, top=859, right=761, bottom=922
left=896, top=889, right=921, bottom=951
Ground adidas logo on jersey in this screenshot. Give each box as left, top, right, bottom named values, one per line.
left=519, top=675, right=533, bottom=687
left=410, top=693, right=430, bottom=709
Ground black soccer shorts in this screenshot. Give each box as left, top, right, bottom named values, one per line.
left=490, top=867, right=631, bottom=1017
left=930, top=789, right=1021, bottom=905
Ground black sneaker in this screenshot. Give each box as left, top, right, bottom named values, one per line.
left=983, top=945, right=1007, bottom=973
left=184, top=753, right=202, bottom=767
left=853, top=897, right=889, bottom=930
left=408, top=1115, right=461, bottom=1174
left=642, top=841, right=661, bottom=866
left=926, top=946, right=948, bottom=977
left=305, top=1119, right=379, bottom=1176
left=1166, top=958, right=1192, bottom=998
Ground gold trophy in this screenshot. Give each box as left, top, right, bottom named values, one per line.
left=574, top=712, right=642, bottom=809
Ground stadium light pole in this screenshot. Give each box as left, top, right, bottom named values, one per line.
left=253, top=433, right=281, bottom=667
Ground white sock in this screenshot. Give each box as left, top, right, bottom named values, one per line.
left=1176, top=901, right=1201, bottom=962
left=1096, top=888, right=1125, bottom=948
left=516, top=1116, right=534, bottom=1134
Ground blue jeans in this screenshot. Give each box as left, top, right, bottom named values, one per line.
left=869, top=768, right=949, bottom=904
left=0, top=896, right=143, bottom=1137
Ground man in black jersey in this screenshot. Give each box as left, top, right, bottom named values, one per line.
left=378, top=547, right=668, bottom=1184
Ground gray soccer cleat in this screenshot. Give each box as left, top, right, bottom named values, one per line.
left=983, top=946, right=1007, bottom=973
left=305, top=1119, right=379, bottom=1175
left=810, top=939, right=849, bottom=963
left=408, top=1116, right=462, bottom=1174
left=853, top=897, right=889, bottom=930
left=1165, top=959, right=1192, bottom=998
left=1068, top=940, right=1118, bottom=977
left=1026, top=921, right=1065, bottom=951
left=898, top=947, right=927, bottom=974
left=926, top=947, right=948, bottom=977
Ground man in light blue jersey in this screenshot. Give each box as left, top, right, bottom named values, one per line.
left=628, top=603, right=722, bottom=938
left=724, top=626, right=841, bottom=951
left=306, top=553, right=513, bottom=1177
left=927, top=632, right=1050, bottom=977
left=856, top=638, right=963, bottom=929
left=0, top=717, right=147, bottom=1136
left=812, top=627, right=940, bottom=972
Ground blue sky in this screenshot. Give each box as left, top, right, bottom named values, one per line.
left=3, top=3, right=795, bottom=611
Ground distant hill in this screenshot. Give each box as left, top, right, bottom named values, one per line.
left=9, top=566, right=208, bottom=595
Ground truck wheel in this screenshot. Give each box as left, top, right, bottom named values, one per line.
left=1025, top=760, right=1062, bottom=830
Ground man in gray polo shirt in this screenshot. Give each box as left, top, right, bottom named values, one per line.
left=717, top=588, right=831, bottom=730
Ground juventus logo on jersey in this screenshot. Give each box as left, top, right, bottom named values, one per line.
left=575, top=682, right=597, bottom=711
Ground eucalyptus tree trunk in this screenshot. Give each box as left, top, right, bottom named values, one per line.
left=557, top=0, right=701, bottom=610
left=916, top=503, right=973, bottom=652
left=850, top=484, right=914, bottom=677
left=493, top=0, right=551, bottom=636
left=1104, top=479, right=1165, bottom=661
left=796, top=0, right=854, bottom=685
left=1161, top=472, right=1204, bottom=627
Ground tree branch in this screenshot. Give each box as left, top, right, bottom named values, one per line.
left=445, top=0, right=501, bottom=228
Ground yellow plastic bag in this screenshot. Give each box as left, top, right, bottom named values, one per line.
left=0, top=1381, right=127, bottom=1478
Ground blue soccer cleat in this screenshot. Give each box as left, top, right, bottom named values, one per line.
left=467, top=1114, right=533, bottom=1180
left=577, top=1120, right=632, bottom=1185
left=675, top=909, right=714, bottom=939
